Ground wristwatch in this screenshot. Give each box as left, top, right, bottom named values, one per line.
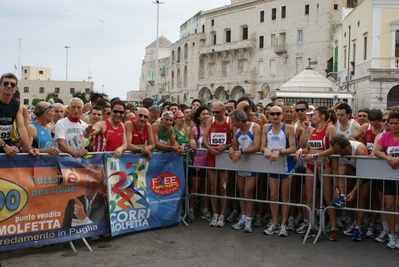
left=0, top=142, right=6, bottom=148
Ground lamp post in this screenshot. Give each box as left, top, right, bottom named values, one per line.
left=65, top=46, right=70, bottom=81
left=153, top=0, right=164, bottom=105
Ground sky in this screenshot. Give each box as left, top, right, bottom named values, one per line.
left=0, top=0, right=230, bottom=99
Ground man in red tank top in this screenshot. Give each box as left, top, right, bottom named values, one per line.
left=203, top=101, right=233, bottom=228
left=84, top=100, right=127, bottom=159
left=125, top=108, right=155, bottom=159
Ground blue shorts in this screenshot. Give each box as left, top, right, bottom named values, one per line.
left=269, top=173, right=291, bottom=179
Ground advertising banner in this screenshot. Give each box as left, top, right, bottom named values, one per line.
left=105, top=152, right=185, bottom=236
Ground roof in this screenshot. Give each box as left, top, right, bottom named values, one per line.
left=145, top=36, right=172, bottom=49
left=279, top=67, right=337, bottom=92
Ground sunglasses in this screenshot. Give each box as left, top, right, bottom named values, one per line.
left=112, top=110, right=124, bottom=115
left=295, top=108, right=306, bottom=112
left=382, top=119, right=388, bottom=123
left=212, top=110, right=222, bottom=115
left=269, top=112, right=282, bottom=116
left=138, top=114, right=149, bottom=119
left=2, top=81, right=16, bottom=88
left=40, top=104, right=54, bottom=115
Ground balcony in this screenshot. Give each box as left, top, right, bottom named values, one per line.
left=273, top=43, right=287, bottom=54
left=199, top=39, right=253, bottom=55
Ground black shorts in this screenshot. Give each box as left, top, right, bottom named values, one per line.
left=189, top=167, right=207, bottom=178
left=376, top=180, right=398, bottom=195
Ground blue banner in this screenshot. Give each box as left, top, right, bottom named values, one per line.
left=105, top=152, right=185, bottom=236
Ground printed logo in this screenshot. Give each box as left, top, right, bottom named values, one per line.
left=0, top=178, right=28, bottom=222
left=150, top=172, right=181, bottom=196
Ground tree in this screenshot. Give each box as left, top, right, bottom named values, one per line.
left=32, top=98, right=43, bottom=106
left=72, top=91, right=87, bottom=103
left=46, top=93, right=59, bottom=102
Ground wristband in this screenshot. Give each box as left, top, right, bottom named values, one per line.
left=312, top=153, right=319, bottom=160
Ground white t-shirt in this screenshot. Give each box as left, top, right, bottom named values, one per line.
left=55, top=117, right=88, bottom=152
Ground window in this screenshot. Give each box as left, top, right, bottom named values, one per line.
left=363, top=35, right=367, bottom=60
left=258, top=61, right=264, bottom=76
left=270, top=59, right=276, bottom=75
left=395, top=30, right=399, bottom=58
left=242, top=27, right=248, bottom=40
left=259, top=36, right=264, bottom=49
left=344, top=47, right=347, bottom=68
left=297, top=30, right=303, bottom=42
left=70, top=88, right=75, bottom=94
left=39, top=87, right=45, bottom=94
left=281, top=6, right=286, bottom=18
left=24, top=87, right=29, bottom=93
left=226, top=30, right=231, bottom=43
left=334, top=4, right=338, bottom=9
left=260, top=11, right=265, bottom=22
left=213, top=34, right=217, bottom=45
left=202, top=25, right=205, bottom=33
left=272, top=8, right=276, bottom=20
left=211, top=19, right=214, bottom=26
left=24, top=69, right=27, bottom=74
left=24, top=99, right=29, bottom=105
left=305, top=4, right=309, bottom=15
left=353, top=42, right=356, bottom=63
left=85, top=88, right=91, bottom=94
left=39, top=70, right=44, bottom=74
left=54, top=87, right=60, bottom=94
left=296, top=57, right=303, bottom=73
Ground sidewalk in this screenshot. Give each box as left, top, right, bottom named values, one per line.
left=1, top=217, right=398, bottom=267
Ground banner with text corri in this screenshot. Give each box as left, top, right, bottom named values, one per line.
left=105, top=152, right=185, bottom=236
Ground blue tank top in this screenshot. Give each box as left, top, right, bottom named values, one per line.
left=31, top=121, right=54, bottom=149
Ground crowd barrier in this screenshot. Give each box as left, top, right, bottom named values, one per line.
left=185, top=149, right=399, bottom=244
left=0, top=152, right=185, bottom=253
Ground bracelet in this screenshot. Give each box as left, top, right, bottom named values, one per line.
left=240, top=148, right=244, bottom=154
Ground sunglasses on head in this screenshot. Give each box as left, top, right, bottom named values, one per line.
left=295, top=108, right=306, bottom=112
left=269, top=112, right=282, bottom=116
left=40, top=104, right=54, bottom=116
left=138, top=114, right=149, bottom=119
left=2, top=81, right=16, bottom=88
left=112, top=110, right=124, bottom=115
left=212, top=110, right=222, bottom=115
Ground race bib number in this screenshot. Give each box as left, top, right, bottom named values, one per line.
left=270, top=147, right=282, bottom=153
left=210, top=133, right=226, bottom=145
left=181, top=143, right=188, bottom=152
left=387, top=146, right=399, bottom=157
left=366, top=142, right=374, bottom=155
left=308, top=140, right=323, bottom=149
left=0, top=124, right=12, bottom=141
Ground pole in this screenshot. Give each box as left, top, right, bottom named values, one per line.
left=65, top=46, right=70, bottom=81
left=153, top=1, right=164, bottom=105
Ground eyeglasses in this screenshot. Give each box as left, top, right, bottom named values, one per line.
left=382, top=119, right=388, bottom=123
left=41, top=104, right=54, bottom=115
left=138, top=114, right=149, bottom=119
left=112, top=110, right=124, bottom=115
left=269, top=112, right=282, bottom=116
left=212, top=110, right=222, bottom=115
left=2, top=81, right=16, bottom=88
left=295, top=108, right=306, bottom=112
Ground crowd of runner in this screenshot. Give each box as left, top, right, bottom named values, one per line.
left=1, top=72, right=399, bottom=248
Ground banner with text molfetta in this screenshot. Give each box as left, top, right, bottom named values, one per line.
left=0, top=154, right=91, bottom=252
left=105, top=152, right=185, bottom=236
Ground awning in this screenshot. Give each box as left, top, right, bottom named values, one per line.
left=274, top=92, right=352, bottom=99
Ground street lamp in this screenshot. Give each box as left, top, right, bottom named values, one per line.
left=153, top=0, right=164, bottom=105
left=65, top=46, right=70, bottom=81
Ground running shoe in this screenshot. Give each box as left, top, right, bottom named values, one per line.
left=225, top=207, right=232, bottom=218
left=365, top=225, right=375, bottom=239
left=352, top=228, right=361, bottom=241
left=244, top=218, right=252, bottom=233
left=330, top=230, right=339, bottom=241
left=201, top=211, right=212, bottom=222
left=386, top=234, right=397, bottom=248
left=264, top=223, right=279, bottom=235
left=301, top=228, right=315, bottom=238
left=227, top=210, right=239, bottom=222
left=375, top=230, right=389, bottom=243
left=296, top=222, right=309, bottom=234
left=294, top=213, right=303, bottom=226
left=332, top=195, right=346, bottom=207
left=232, top=218, right=246, bottom=230
left=324, top=222, right=331, bottom=232
left=336, top=217, right=344, bottom=229
left=210, top=214, right=218, bottom=227
left=279, top=224, right=288, bottom=237
left=287, top=218, right=295, bottom=231
left=262, top=213, right=272, bottom=223
left=254, top=215, right=263, bottom=227
left=343, top=223, right=355, bottom=236
left=188, top=211, right=196, bottom=223
left=361, top=215, right=370, bottom=229
left=395, top=237, right=399, bottom=249
left=216, top=216, right=225, bottom=228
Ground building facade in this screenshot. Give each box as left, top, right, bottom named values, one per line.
left=139, top=0, right=362, bottom=106
left=331, top=0, right=399, bottom=111
left=18, top=66, right=94, bottom=105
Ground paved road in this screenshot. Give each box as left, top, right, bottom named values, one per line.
left=1, top=217, right=397, bottom=267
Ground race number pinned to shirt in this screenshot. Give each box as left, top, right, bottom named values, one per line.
left=0, top=125, right=12, bottom=141
left=210, top=133, right=227, bottom=145
left=388, top=146, right=399, bottom=157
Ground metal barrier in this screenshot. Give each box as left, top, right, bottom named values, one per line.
left=185, top=149, right=317, bottom=244
left=316, top=155, right=399, bottom=243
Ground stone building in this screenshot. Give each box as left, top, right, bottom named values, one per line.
left=139, top=0, right=364, bottom=106
left=331, top=0, right=399, bottom=111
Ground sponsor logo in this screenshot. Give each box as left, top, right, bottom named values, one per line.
left=0, top=178, right=28, bottom=222
left=150, top=173, right=181, bottom=196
